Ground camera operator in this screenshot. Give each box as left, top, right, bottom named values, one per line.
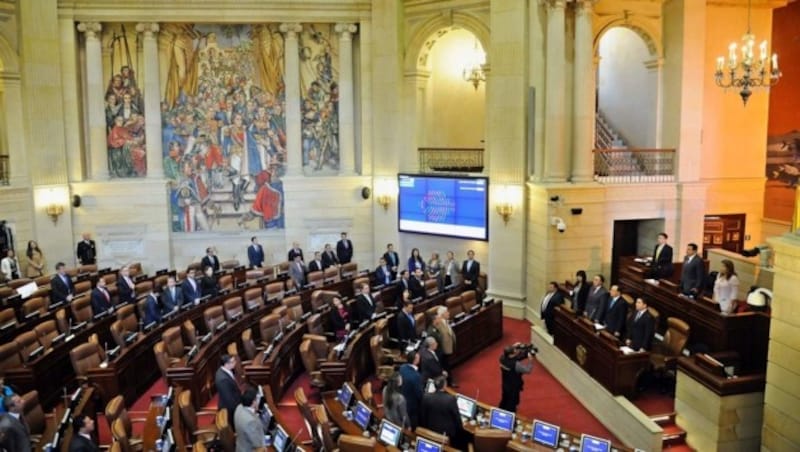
left=499, top=343, right=535, bottom=413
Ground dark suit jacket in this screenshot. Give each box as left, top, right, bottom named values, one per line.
left=336, top=239, right=353, bottom=264
left=50, top=274, right=74, bottom=305
left=407, top=257, right=425, bottom=273
left=161, top=286, right=184, bottom=311
left=419, top=348, right=444, bottom=382
left=90, top=287, right=112, bottom=315
left=419, top=391, right=466, bottom=447
left=383, top=251, right=400, bottom=272
left=540, top=291, right=564, bottom=334
left=461, top=260, right=480, bottom=288
left=354, top=293, right=375, bottom=323
left=585, top=286, right=608, bottom=322
left=69, top=433, right=99, bottom=452
left=199, top=275, right=219, bottom=298
left=652, top=244, right=674, bottom=279
left=247, top=245, right=264, bottom=268
left=573, top=283, right=590, bottom=315
left=214, top=368, right=241, bottom=421
left=408, top=276, right=426, bottom=300
left=143, top=294, right=161, bottom=325
left=374, top=265, right=393, bottom=286
left=603, top=296, right=628, bottom=335
left=308, top=260, right=323, bottom=273
left=76, top=240, right=96, bottom=265
left=287, top=248, right=304, bottom=262
left=321, top=251, right=339, bottom=269
left=329, top=306, right=350, bottom=336
left=396, top=311, right=417, bottom=341
left=399, top=364, right=423, bottom=428
left=626, top=310, right=654, bottom=351
left=0, top=413, right=31, bottom=452
left=117, top=277, right=136, bottom=305
left=679, top=255, right=706, bottom=295
left=181, top=278, right=201, bottom=303
left=201, top=255, right=220, bottom=273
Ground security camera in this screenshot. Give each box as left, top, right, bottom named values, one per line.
left=550, top=216, right=567, bottom=233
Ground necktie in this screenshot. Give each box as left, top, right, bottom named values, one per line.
left=171, top=288, right=175, bottom=300
left=408, top=313, right=415, bottom=327
left=656, top=245, right=662, bottom=260
left=635, top=311, right=643, bottom=322
left=103, top=288, right=109, bottom=301
left=610, top=297, right=617, bottom=309
left=366, top=295, right=373, bottom=306
left=468, top=261, right=472, bottom=271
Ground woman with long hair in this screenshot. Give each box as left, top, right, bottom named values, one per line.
left=25, top=240, right=45, bottom=278
left=572, top=270, right=590, bottom=315
left=407, top=248, right=425, bottom=273
left=713, top=259, right=740, bottom=314
left=382, top=371, right=409, bottom=428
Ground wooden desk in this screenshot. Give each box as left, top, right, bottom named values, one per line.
left=34, top=387, right=94, bottom=452
left=450, top=300, right=503, bottom=367
left=245, top=321, right=308, bottom=403
left=552, top=308, right=651, bottom=398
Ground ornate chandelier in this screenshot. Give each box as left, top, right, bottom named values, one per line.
left=462, top=40, right=486, bottom=90
left=714, top=0, right=782, bottom=105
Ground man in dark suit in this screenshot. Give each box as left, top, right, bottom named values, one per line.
left=247, top=236, right=264, bottom=268
left=602, top=284, right=627, bottom=337
left=90, top=277, right=113, bottom=316
left=399, top=351, right=423, bottom=428
left=650, top=232, right=674, bottom=279
left=336, top=232, right=353, bottom=264
left=308, top=252, right=324, bottom=273
left=116, top=265, right=136, bottom=305
left=396, top=301, right=417, bottom=342
left=50, top=262, right=75, bottom=306
left=461, top=250, right=480, bottom=291
left=374, top=257, right=393, bottom=286
left=540, top=281, right=565, bottom=335
left=625, top=298, right=655, bottom=351
left=321, top=243, right=339, bottom=269
left=68, top=414, right=98, bottom=452
left=201, top=247, right=220, bottom=273
left=419, top=377, right=467, bottom=450
left=679, top=243, right=706, bottom=297
left=399, top=270, right=411, bottom=293
left=287, top=241, right=304, bottom=262
left=76, top=233, right=96, bottom=265
left=0, top=393, right=30, bottom=452
left=354, top=283, right=376, bottom=322
left=143, top=290, right=161, bottom=325
left=214, top=354, right=241, bottom=422
left=408, top=269, right=426, bottom=300
left=181, top=268, right=201, bottom=305
left=383, top=243, right=400, bottom=277
left=161, top=276, right=184, bottom=311
left=419, top=337, right=446, bottom=383
left=584, top=274, right=608, bottom=322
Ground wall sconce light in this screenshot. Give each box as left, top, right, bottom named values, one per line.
left=495, top=185, right=520, bottom=225
left=45, top=202, right=64, bottom=225
left=374, top=178, right=396, bottom=211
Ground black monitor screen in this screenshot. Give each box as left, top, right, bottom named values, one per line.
left=416, top=437, right=443, bottom=452
left=489, top=408, right=515, bottom=432
left=354, top=401, right=372, bottom=430
left=580, top=434, right=611, bottom=452
left=273, top=425, right=289, bottom=452
left=378, top=420, right=402, bottom=447
left=338, top=383, right=354, bottom=408
left=456, top=395, right=477, bottom=419
left=532, top=420, right=560, bottom=448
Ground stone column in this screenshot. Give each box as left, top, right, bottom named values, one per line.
left=646, top=57, right=665, bottom=148
left=136, top=22, right=164, bottom=179
left=572, top=0, right=595, bottom=182
left=335, top=23, right=358, bottom=174
left=280, top=23, right=302, bottom=175
left=543, top=0, right=567, bottom=182
left=78, top=22, right=107, bottom=180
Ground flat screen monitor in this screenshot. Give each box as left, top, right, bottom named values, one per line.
left=456, top=395, right=477, bottom=419
left=378, top=419, right=403, bottom=447
left=353, top=401, right=372, bottom=431
left=398, top=173, right=489, bottom=240
left=532, top=420, right=560, bottom=448
left=273, top=425, right=289, bottom=452
left=579, top=434, right=611, bottom=452
left=161, top=429, right=175, bottom=452
left=416, top=436, right=443, bottom=452
left=489, top=408, right=515, bottom=432
left=338, top=382, right=354, bottom=408
left=259, top=405, right=273, bottom=431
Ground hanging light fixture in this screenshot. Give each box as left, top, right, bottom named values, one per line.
left=462, top=40, right=486, bottom=90
left=714, top=0, right=782, bottom=105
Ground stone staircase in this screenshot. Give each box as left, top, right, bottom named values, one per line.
left=651, top=412, right=693, bottom=451
left=595, top=110, right=628, bottom=149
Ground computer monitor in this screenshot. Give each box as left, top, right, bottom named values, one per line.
left=273, top=425, right=289, bottom=452
left=489, top=408, right=515, bottom=432
left=579, top=434, right=611, bottom=452
left=161, top=429, right=175, bottom=452
left=532, top=420, right=560, bottom=448
left=353, top=401, right=372, bottom=431
left=415, top=436, right=443, bottom=452
left=338, top=382, right=354, bottom=408
left=378, top=419, right=403, bottom=447
left=456, top=395, right=477, bottom=420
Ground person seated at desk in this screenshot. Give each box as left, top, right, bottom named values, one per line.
left=182, top=267, right=201, bottom=305
left=308, top=252, right=324, bottom=273
left=383, top=372, right=410, bottom=428
left=0, top=393, right=31, bottom=452
left=399, top=351, right=423, bottom=429
left=90, top=277, right=113, bottom=316
left=603, top=285, right=627, bottom=337
left=409, top=268, right=426, bottom=300
left=143, top=290, right=161, bottom=325
left=354, top=283, right=376, bottom=323
left=570, top=270, right=590, bottom=316
left=419, top=376, right=467, bottom=450
left=649, top=232, right=674, bottom=279
left=408, top=248, right=425, bottom=273
left=625, top=298, right=654, bottom=352
left=234, top=387, right=265, bottom=451
left=161, top=276, right=184, bottom=311
left=68, top=414, right=98, bottom=452
left=50, top=262, right=75, bottom=306
left=584, top=274, right=608, bottom=322
left=679, top=243, right=706, bottom=297
left=322, top=243, right=340, bottom=269
left=713, top=259, right=740, bottom=315
left=374, top=257, right=393, bottom=286
left=199, top=265, right=219, bottom=298
left=396, top=300, right=417, bottom=342
left=419, top=337, right=447, bottom=383
left=117, top=265, right=136, bottom=305
left=329, top=296, right=351, bottom=339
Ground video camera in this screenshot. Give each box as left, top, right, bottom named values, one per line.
left=512, top=342, right=538, bottom=357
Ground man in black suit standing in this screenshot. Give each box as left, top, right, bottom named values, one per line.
left=461, top=250, right=480, bottom=291
left=383, top=243, right=400, bottom=278
left=161, top=276, right=184, bottom=311
left=419, top=337, right=446, bottom=382
left=354, top=283, right=376, bottom=322
left=214, top=354, right=241, bottom=421
left=181, top=268, right=201, bottom=305
left=540, top=281, right=564, bottom=335
left=395, top=301, right=417, bottom=342
left=321, top=243, right=339, bottom=269
left=419, top=376, right=467, bottom=450
left=399, top=351, right=423, bottom=428
left=287, top=241, right=304, bottom=262
left=336, top=232, right=353, bottom=264
left=0, top=393, right=30, bottom=452
left=679, top=243, right=706, bottom=297
left=399, top=270, right=411, bottom=293
left=308, top=252, right=324, bottom=273
left=603, top=284, right=627, bottom=337
left=68, top=414, right=98, bottom=452
left=247, top=236, right=264, bottom=268
left=584, top=274, right=608, bottom=322
left=408, top=268, right=426, bottom=300
left=90, top=277, right=113, bottom=316
left=625, top=298, right=654, bottom=351
left=650, top=232, right=674, bottom=279
left=201, top=247, right=220, bottom=273
left=117, top=265, right=136, bottom=305
left=50, top=262, right=75, bottom=306
left=76, top=233, right=97, bottom=265
left=374, top=257, right=393, bottom=286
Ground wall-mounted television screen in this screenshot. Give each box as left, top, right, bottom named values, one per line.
left=398, top=174, right=489, bottom=240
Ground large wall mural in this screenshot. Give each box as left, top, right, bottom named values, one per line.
left=160, top=24, right=286, bottom=232
left=102, top=24, right=147, bottom=178
left=299, top=24, right=340, bottom=174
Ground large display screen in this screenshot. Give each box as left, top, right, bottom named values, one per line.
left=398, top=174, right=489, bottom=240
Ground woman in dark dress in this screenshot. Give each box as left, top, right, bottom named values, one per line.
left=199, top=265, right=219, bottom=298
left=329, top=296, right=351, bottom=339
left=572, top=270, right=590, bottom=316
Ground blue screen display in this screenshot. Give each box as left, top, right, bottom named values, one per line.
left=354, top=401, right=372, bottom=430
left=378, top=420, right=402, bottom=446
left=580, top=434, right=611, bottom=452
left=338, top=383, right=353, bottom=408
left=398, top=174, right=489, bottom=240
left=489, top=408, right=515, bottom=432
left=416, top=437, right=443, bottom=452
left=532, top=420, right=560, bottom=447
left=273, top=425, right=288, bottom=452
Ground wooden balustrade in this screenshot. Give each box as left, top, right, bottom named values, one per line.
left=418, top=147, right=484, bottom=173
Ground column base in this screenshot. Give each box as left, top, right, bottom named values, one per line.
left=543, top=176, right=568, bottom=183
left=570, top=175, right=595, bottom=183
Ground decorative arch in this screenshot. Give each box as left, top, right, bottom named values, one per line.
left=593, top=17, right=661, bottom=59
left=0, top=34, right=20, bottom=76
left=404, top=11, right=490, bottom=74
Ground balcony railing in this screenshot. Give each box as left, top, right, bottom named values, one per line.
left=593, top=148, right=676, bottom=183
left=418, top=147, right=484, bottom=173
left=0, top=155, right=8, bottom=185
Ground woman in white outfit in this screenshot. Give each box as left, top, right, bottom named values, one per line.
left=713, top=259, right=740, bottom=314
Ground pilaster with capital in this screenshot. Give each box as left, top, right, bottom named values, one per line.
left=543, top=0, right=567, bottom=182
left=572, top=0, right=596, bottom=182
left=335, top=23, right=358, bottom=174
left=136, top=22, right=164, bottom=178
left=280, top=23, right=303, bottom=175
left=77, top=22, right=108, bottom=180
